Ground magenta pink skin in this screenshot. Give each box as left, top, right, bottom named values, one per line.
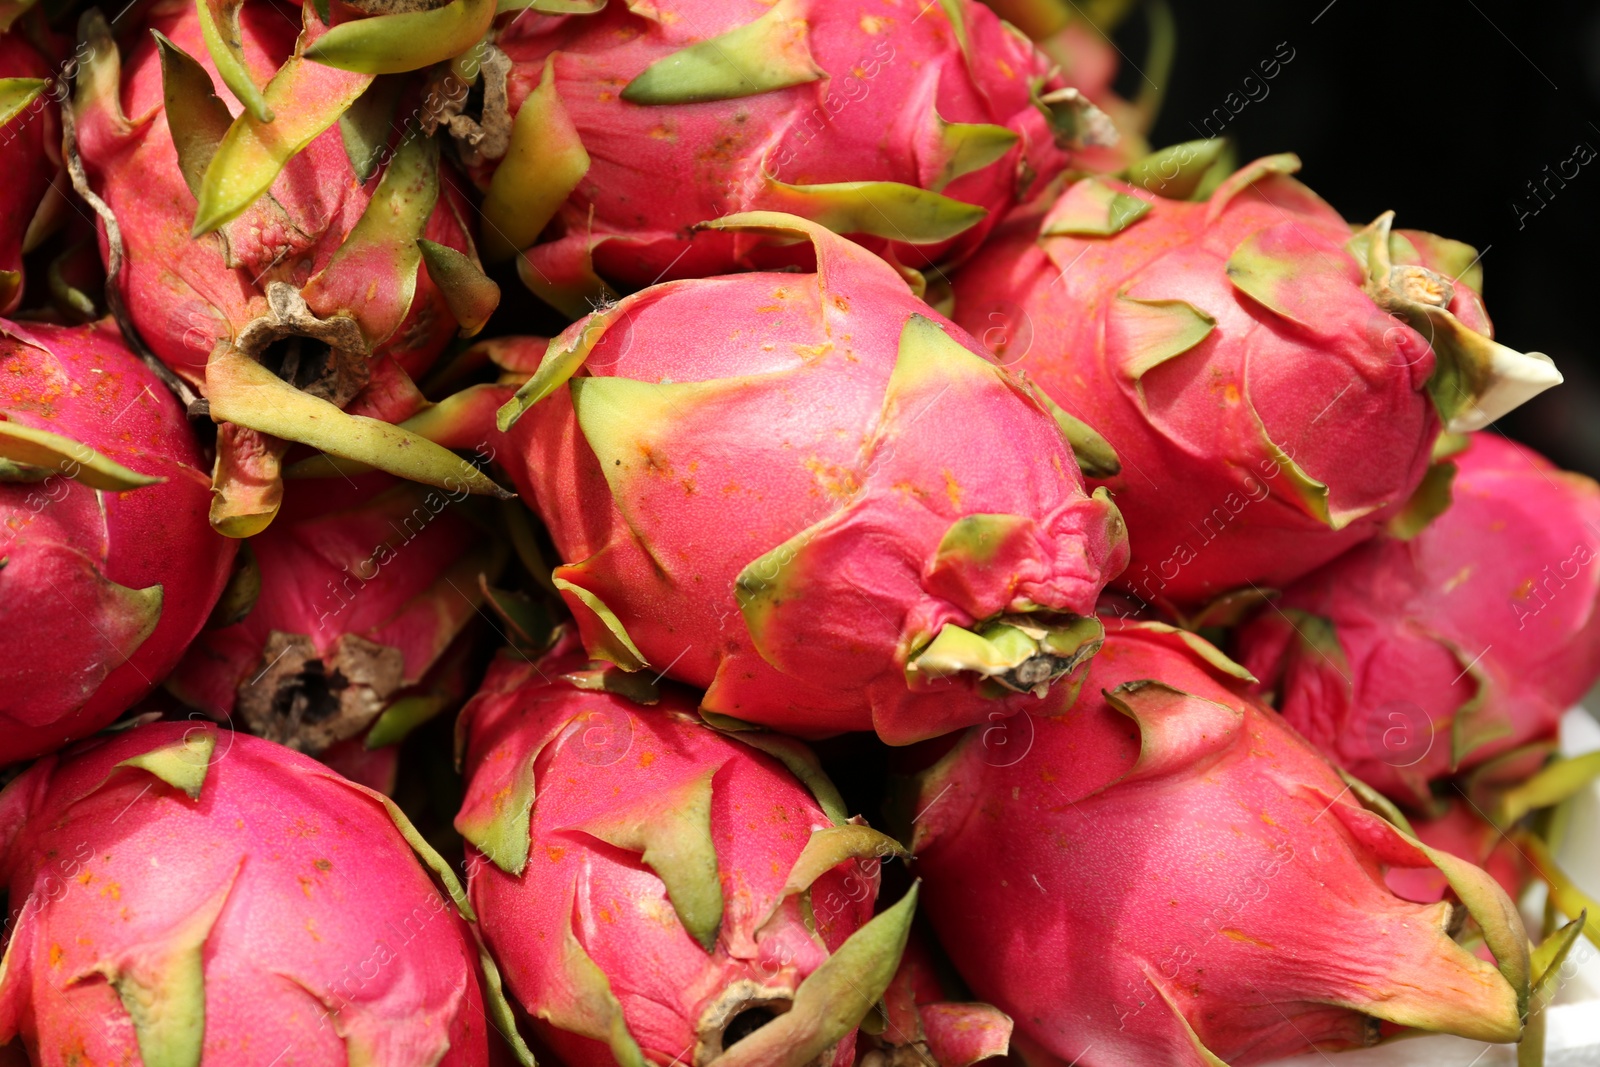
left=912, top=621, right=1515, bottom=1067
left=0, top=722, right=489, bottom=1066
left=950, top=167, right=1447, bottom=609
left=499, top=231, right=1127, bottom=744
left=492, top=0, right=1068, bottom=286
left=164, top=472, right=484, bottom=718
left=0, top=33, right=57, bottom=315
left=457, top=635, right=877, bottom=1066
left=75, top=0, right=472, bottom=391
left=0, top=320, right=235, bottom=765
left=1236, top=434, right=1600, bottom=810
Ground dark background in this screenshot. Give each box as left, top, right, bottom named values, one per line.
left=1110, top=0, right=1600, bottom=476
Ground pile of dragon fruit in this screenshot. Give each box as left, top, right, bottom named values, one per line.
left=2, top=0, right=1598, bottom=1064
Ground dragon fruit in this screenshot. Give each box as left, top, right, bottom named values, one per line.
left=72, top=0, right=506, bottom=536
left=1236, top=433, right=1600, bottom=810
left=456, top=628, right=917, bottom=1066
left=494, top=212, right=1128, bottom=744
left=950, top=150, right=1561, bottom=610
left=856, top=925, right=1012, bottom=1067
left=165, top=471, right=503, bottom=759
left=0, top=319, right=235, bottom=766
left=455, top=0, right=1091, bottom=313
left=0, top=31, right=59, bottom=315
left=909, top=619, right=1530, bottom=1066
left=0, top=720, right=499, bottom=1066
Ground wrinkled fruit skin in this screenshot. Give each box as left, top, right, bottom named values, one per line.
left=76, top=0, right=473, bottom=397
left=498, top=214, right=1128, bottom=744
left=166, top=472, right=494, bottom=756
left=951, top=157, right=1461, bottom=608
left=457, top=631, right=906, bottom=1066
left=0, top=32, right=58, bottom=315
left=0, top=320, right=235, bottom=764
left=0, top=722, right=491, bottom=1066
left=487, top=0, right=1069, bottom=295
left=911, top=620, right=1528, bottom=1067
left=1236, top=433, right=1600, bottom=809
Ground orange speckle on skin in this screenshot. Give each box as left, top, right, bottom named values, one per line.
left=638, top=444, right=671, bottom=474
left=99, top=882, right=120, bottom=901
left=306, top=918, right=321, bottom=942
left=1221, top=929, right=1274, bottom=949
left=1223, top=383, right=1241, bottom=404
left=639, top=751, right=656, bottom=768
left=995, top=59, right=1015, bottom=79
left=314, top=858, right=332, bottom=872
left=1514, top=578, right=1534, bottom=599
left=545, top=844, right=566, bottom=863
left=76, top=871, right=92, bottom=885
left=943, top=470, right=963, bottom=509
left=49, top=944, right=62, bottom=967
left=803, top=456, right=861, bottom=499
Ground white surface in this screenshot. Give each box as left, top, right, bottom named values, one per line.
left=1270, top=708, right=1600, bottom=1066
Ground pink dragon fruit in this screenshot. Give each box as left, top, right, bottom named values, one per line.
left=1236, top=433, right=1600, bottom=810
left=455, top=0, right=1092, bottom=312
left=0, top=319, right=235, bottom=766
left=456, top=628, right=918, bottom=1066
left=493, top=212, right=1128, bottom=744
left=856, top=925, right=1012, bottom=1067
left=0, top=721, right=500, bottom=1066
left=950, top=151, right=1561, bottom=610
left=0, top=31, right=59, bottom=315
left=165, top=471, right=503, bottom=762
left=72, top=0, right=506, bottom=535
left=909, top=619, right=1530, bottom=1066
